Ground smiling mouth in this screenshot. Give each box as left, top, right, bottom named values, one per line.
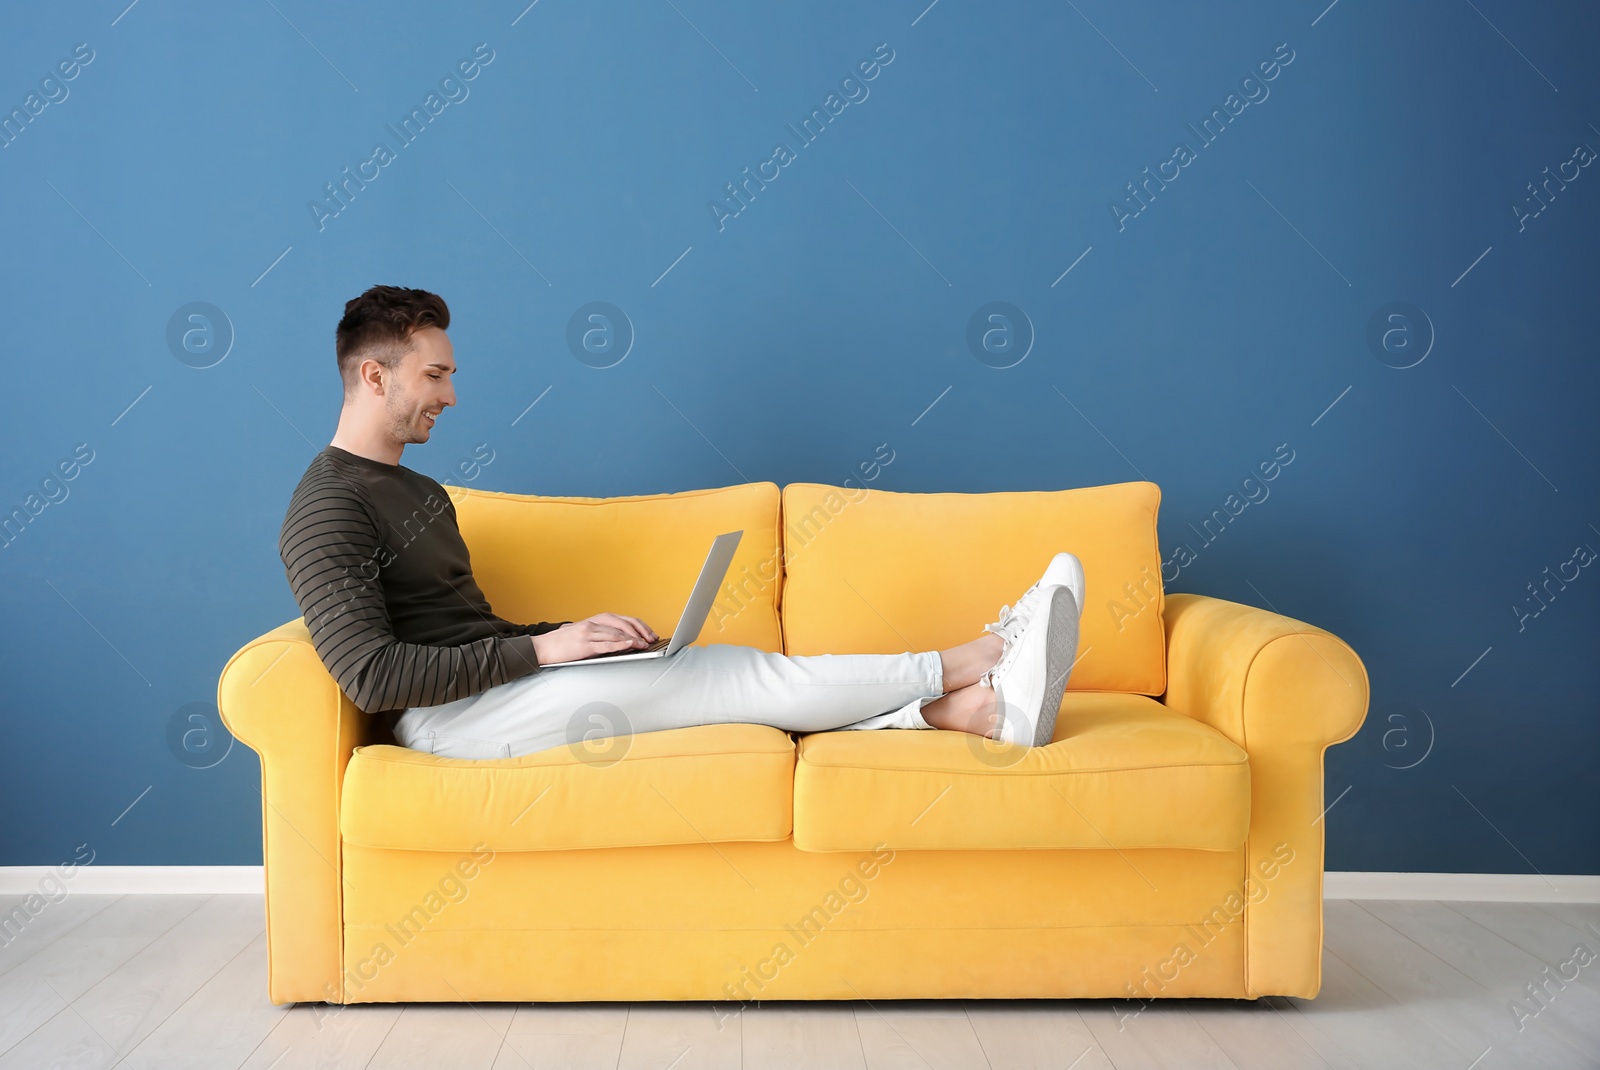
left=421, top=410, right=438, bottom=426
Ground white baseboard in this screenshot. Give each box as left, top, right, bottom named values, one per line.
left=0, top=866, right=264, bottom=895
left=1324, top=871, right=1600, bottom=903
left=2, top=868, right=1597, bottom=901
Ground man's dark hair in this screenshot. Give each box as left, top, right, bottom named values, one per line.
left=335, top=285, right=450, bottom=396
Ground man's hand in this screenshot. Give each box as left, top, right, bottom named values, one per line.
left=532, top=613, right=660, bottom=666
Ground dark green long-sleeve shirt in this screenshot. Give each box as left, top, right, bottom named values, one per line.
left=278, top=445, right=567, bottom=715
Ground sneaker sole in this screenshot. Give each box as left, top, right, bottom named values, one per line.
left=1033, top=585, right=1080, bottom=747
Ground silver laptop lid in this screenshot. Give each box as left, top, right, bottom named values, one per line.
left=663, top=530, right=743, bottom=655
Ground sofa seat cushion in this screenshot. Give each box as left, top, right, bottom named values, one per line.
left=792, top=692, right=1249, bottom=853
left=341, top=723, right=796, bottom=852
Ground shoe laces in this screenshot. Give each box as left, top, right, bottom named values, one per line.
left=978, top=591, right=1041, bottom=689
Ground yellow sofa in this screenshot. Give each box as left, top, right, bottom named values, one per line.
left=217, top=478, right=1369, bottom=1006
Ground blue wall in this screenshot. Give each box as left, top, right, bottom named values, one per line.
left=1, top=0, right=1595, bottom=873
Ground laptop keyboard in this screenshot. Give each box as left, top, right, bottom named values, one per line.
left=588, top=635, right=670, bottom=659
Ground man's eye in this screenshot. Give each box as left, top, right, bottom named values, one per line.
left=429, top=374, right=440, bottom=380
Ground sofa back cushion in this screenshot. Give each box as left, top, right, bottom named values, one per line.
left=448, top=480, right=784, bottom=653
left=780, top=480, right=1166, bottom=694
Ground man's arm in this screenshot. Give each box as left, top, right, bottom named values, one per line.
left=280, top=476, right=547, bottom=714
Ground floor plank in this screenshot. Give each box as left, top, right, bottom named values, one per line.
left=1259, top=996, right=1365, bottom=1070
left=64, top=894, right=265, bottom=1063
left=497, top=1027, right=627, bottom=1070
left=120, top=930, right=291, bottom=1070
left=0, top=998, right=123, bottom=1070
left=961, top=999, right=1115, bottom=1070
left=1534, top=901, right=1600, bottom=943
left=507, top=1001, right=631, bottom=1035
left=1453, top=901, right=1600, bottom=1000
left=1326, top=900, right=1589, bottom=1068
left=1281, top=940, right=1476, bottom=1070
left=0, top=894, right=209, bottom=1058
left=1184, top=997, right=1333, bottom=1070
left=852, top=1001, right=991, bottom=1070
left=500, top=1000, right=631, bottom=1068
left=0, top=893, right=120, bottom=981
left=368, top=1002, right=514, bottom=1069
left=617, top=1002, right=741, bottom=1070
left=236, top=1002, right=403, bottom=1069
left=741, top=1001, right=867, bottom=1070
left=1362, top=899, right=1600, bottom=1063
left=1080, top=997, right=1242, bottom=1070
left=6, top=893, right=1599, bottom=1068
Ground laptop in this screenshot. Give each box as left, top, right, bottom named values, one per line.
left=538, top=530, right=743, bottom=667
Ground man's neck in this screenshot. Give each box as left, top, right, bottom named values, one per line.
left=330, top=416, right=404, bottom=466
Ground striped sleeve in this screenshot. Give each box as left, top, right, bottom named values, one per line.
left=278, top=470, right=545, bottom=714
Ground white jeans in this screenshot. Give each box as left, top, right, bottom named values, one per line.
left=392, top=644, right=946, bottom=760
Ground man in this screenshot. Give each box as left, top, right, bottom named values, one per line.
left=279, top=285, right=1085, bottom=760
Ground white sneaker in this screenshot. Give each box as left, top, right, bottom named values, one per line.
left=986, top=553, right=1087, bottom=639
left=1042, top=552, right=1086, bottom=622
left=979, top=584, right=1080, bottom=747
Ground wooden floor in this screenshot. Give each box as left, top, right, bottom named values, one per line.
left=0, top=896, right=1596, bottom=1069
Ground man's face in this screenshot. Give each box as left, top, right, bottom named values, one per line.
left=380, top=326, right=456, bottom=445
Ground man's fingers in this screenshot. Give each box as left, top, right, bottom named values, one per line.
left=620, top=615, right=657, bottom=641
left=598, top=613, right=655, bottom=642
left=594, top=622, right=648, bottom=646
left=578, top=615, right=655, bottom=649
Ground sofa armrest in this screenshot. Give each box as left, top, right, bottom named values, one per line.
left=218, top=618, right=381, bottom=1005
left=1161, top=592, right=1370, bottom=998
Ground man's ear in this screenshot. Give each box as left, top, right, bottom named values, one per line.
left=361, top=357, right=389, bottom=395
